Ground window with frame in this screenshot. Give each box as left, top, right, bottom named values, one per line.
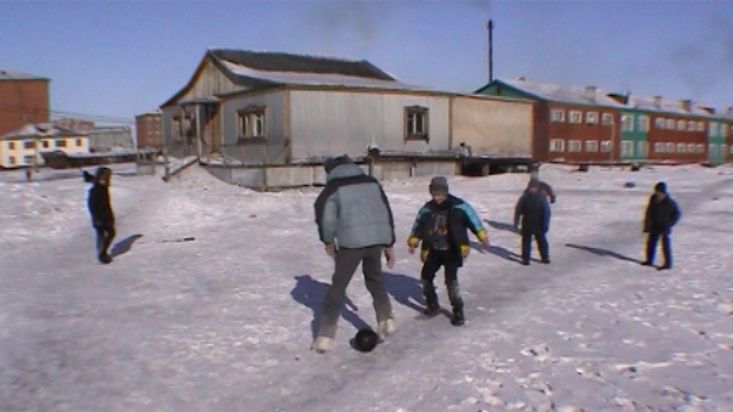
left=676, top=143, right=686, bottom=153
left=42, top=140, right=50, bottom=149
left=666, top=142, right=675, bottom=153
left=696, top=121, right=704, bottom=132
left=237, top=106, right=266, bottom=139
left=708, top=144, right=716, bottom=156
left=666, top=119, right=675, bottom=130
left=654, top=142, right=665, bottom=153
left=655, top=118, right=666, bottom=129
left=722, top=124, right=728, bottom=137
left=677, top=119, right=686, bottom=130
left=569, top=110, right=582, bottom=124
left=568, top=140, right=582, bottom=152
left=622, top=115, right=634, bottom=132
left=638, top=141, right=649, bottom=156
left=23, top=141, right=35, bottom=149
left=601, top=113, right=614, bottom=125
left=549, top=138, right=565, bottom=152
left=638, top=115, right=650, bottom=132
left=586, top=111, right=598, bottom=124
left=8, top=156, right=15, bottom=165
left=8, top=141, right=15, bottom=150
left=720, top=144, right=727, bottom=156
left=173, top=113, right=195, bottom=139
left=56, top=139, right=67, bottom=148
left=621, top=141, right=634, bottom=157
left=697, top=143, right=704, bottom=153
left=23, top=155, right=35, bottom=164
left=687, top=120, right=696, bottom=132
left=76, top=138, right=83, bottom=147
left=404, top=106, right=429, bottom=140
left=686, top=143, right=696, bottom=153
left=550, top=109, right=565, bottom=122
left=600, top=140, right=612, bottom=152
left=585, top=140, right=599, bottom=152
left=708, top=122, right=718, bottom=137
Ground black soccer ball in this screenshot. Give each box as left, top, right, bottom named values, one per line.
left=353, top=328, right=379, bottom=352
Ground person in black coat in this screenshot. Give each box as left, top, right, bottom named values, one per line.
left=514, top=180, right=551, bottom=265
left=642, top=181, right=681, bottom=270
left=87, top=167, right=115, bottom=264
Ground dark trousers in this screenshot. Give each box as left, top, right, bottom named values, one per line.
left=95, top=226, right=116, bottom=258
left=317, top=246, right=393, bottom=339
left=421, top=250, right=463, bottom=309
left=521, top=232, right=549, bottom=263
left=646, top=232, right=672, bottom=267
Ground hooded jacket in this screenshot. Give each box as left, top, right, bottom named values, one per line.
left=314, top=162, right=395, bottom=249
left=644, top=194, right=681, bottom=234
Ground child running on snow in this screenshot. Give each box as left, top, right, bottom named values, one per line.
left=407, top=176, right=489, bottom=326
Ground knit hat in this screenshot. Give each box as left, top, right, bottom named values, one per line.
left=429, top=176, right=449, bottom=194
left=324, top=155, right=353, bottom=173
left=654, top=181, right=667, bottom=193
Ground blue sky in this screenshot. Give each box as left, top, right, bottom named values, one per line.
left=1, top=0, right=731, bottom=124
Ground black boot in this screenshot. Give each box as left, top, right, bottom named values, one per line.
left=451, top=306, right=465, bottom=326
left=422, top=280, right=440, bottom=316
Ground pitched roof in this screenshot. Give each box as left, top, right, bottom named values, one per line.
left=1, top=123, right=84, bottom=140
left=0, top=70, right=49, bottom=81
left=210, top=49, right=395, bottom=80
left=491, top=78, right=625, bottom=108
left=162, top=49, right=436, bottom=107
left=621, top=95, right=717, bottom=118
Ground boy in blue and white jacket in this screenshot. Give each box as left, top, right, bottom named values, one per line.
left=407, top=176, right=489, bottom=326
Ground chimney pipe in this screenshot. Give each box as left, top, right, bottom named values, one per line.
left=653, top=96, right=662, bottom=110
left=680, top=99, right=693, bottom=112
left=584, top=86, right=597, bottom=102
left=487, top=20, right=494, bottom=83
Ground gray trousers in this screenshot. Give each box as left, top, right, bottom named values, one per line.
left=316, top=246, right=393, bottom=339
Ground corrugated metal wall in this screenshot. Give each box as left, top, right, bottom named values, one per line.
left=289, top=90, right=450, bottom=160
left=220, top=91, right=287, bottom=164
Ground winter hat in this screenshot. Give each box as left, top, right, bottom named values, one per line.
left=324, top=155, right=353, bottom=173
left=429, top=176, right=449, bottom=194
left=654, top=181, right=667, bottom=193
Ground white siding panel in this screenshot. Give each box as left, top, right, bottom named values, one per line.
left=289, top=90, right=450, bottom=160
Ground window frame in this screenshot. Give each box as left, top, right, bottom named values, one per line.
left=237, top=105, right=267, bottom=140
left=586, top=111, right=598, bottom=124
left=568, top=110, right=583, bottom=124
left=654, top=142, right=665, bottom=153
left=621, top=140, right=634, bottom=157
left=404, top=105, right=429, bottom=141
left=655, top=118, right=666, bottom=129
left=601, top=113, right=614, bottom=126
left=585, top=140, right=599, bottom=152
left=549, top=138, right=565, bottom=152
left=665, top=142, right=675, bottom=153
left=568, top=140, right=582, bottom=152
left=600, top=140, right=612, bottom=152
left=55, top=139, right=67, bottom=148
left=550, top=109, right=565, bottom=123
left=622, top=115, right=634, bottom=132
left=638, top=115, right=650, bottom=132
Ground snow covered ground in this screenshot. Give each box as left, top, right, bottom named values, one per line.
left=1, top=162, right=732, bottom=412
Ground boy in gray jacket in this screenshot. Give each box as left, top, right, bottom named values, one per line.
left=311, top=155, right=396, bottom=353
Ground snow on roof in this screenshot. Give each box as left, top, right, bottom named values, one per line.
left=0, top=123, right=84, bottom=140
left=624, top=95, right=717, bottom=118
left=502, top=78, right=626, bottom=108
left=0, top=70, right=49, bottom=81
left=219, top=60, right=435, bottom=92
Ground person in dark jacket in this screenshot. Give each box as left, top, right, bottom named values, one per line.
left=642, top=181, right=681, bottom=270
left=311, top=155, right=396, bottom=353
left=407, top=176, right=489, bottom=326
left=514, top=180, right=551, bottom=265
left=87, top=167, right=115, bottom=264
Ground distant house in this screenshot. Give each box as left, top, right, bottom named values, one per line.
left=0, top=123, right=88, bottom=168
left=0, top=70, right=50, bottom=136
left=135, top=111, right=162, bottom=150
left=725, top=107, right=733, bottom=163
left=160, top=49, right=469, bottom=187
left=476, top=78, right=624, bottom=163
left=87, top=126, right=134, bottom=152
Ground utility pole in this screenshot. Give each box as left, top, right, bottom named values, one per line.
left=487, top=20, right=494, bottom=83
